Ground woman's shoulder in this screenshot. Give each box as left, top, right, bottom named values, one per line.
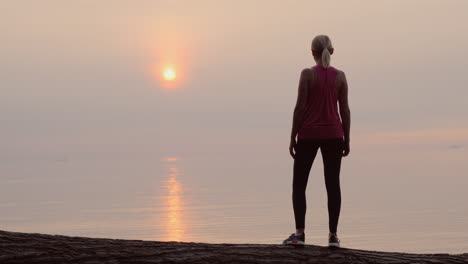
left=333, top=68, right=348, bottom=89
left=336, top=68, right=346, bottom=77
left=329, top=66, right=345, bottom=78
left=329, top=66, right=343, bottom=73
left=300, top=67, right=316, bottom=80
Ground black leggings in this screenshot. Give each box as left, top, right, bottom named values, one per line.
left=292, top=138, right=343, bottom=233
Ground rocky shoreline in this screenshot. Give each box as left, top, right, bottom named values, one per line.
left=0, top=230, right=466, bottom=264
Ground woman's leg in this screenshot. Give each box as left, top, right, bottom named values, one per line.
left=292, top=139, right=320, bottom=231
left=320, top=138, right=344, bottom=234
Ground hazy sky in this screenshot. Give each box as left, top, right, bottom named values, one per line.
left=1, top=0, right=467, bottom=179
left=1, top=1, right=468, bottom=252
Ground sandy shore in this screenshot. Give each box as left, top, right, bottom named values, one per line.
left=0, top=230, right=466, bottom=264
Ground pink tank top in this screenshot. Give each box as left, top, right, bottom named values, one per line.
left=297, top=65, right=344, bottom=140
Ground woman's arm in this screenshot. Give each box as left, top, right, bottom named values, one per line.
left=289, top=68, right=312, bottom=158
left=338, top=71, right=351, bottom=156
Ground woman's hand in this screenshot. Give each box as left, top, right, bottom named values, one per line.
left=289, top=138, right=297, bottom=159
left=342, top=140, right=350, bottom=157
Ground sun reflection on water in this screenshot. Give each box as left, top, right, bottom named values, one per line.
left=161, top=157, right=186, bottom=241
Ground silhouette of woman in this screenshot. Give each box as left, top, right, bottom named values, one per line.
left=282, top=35, right=351, bottom=248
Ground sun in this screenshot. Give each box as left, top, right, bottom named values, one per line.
left=153, top=63, right=183, bottom=89
left=163, top=69, right=176, bottom=81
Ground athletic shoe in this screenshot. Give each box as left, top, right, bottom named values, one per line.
left=282, top=233, right=305, bottom=246
left=328, top=234, right=340, bottom=248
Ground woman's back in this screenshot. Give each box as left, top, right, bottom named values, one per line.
left=298, top=65, right=344, bottom=140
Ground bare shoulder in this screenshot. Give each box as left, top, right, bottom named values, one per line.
left=335, top=69, right=346, bottom=79
left=300, top=67, right=316, bottom=80
left=335, top=69, right=348, bottom=86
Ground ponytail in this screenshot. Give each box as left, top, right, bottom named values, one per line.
left=321, top=48, right=331, bottom=68
left=311, top=35, right=333, bottom=68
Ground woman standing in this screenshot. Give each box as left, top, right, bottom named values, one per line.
left=282, top=35, right=351, bottom=248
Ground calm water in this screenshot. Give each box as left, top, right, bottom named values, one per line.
left=1, top=138, right=467, bottom=254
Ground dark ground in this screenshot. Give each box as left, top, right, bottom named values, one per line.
left=0, top=230, right=467, bottom=264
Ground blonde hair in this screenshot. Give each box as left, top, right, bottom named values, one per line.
left=311, top=35, right=333, bottom=68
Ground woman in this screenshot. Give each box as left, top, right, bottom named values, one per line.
left=282, top=35, right=351, bottom=248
